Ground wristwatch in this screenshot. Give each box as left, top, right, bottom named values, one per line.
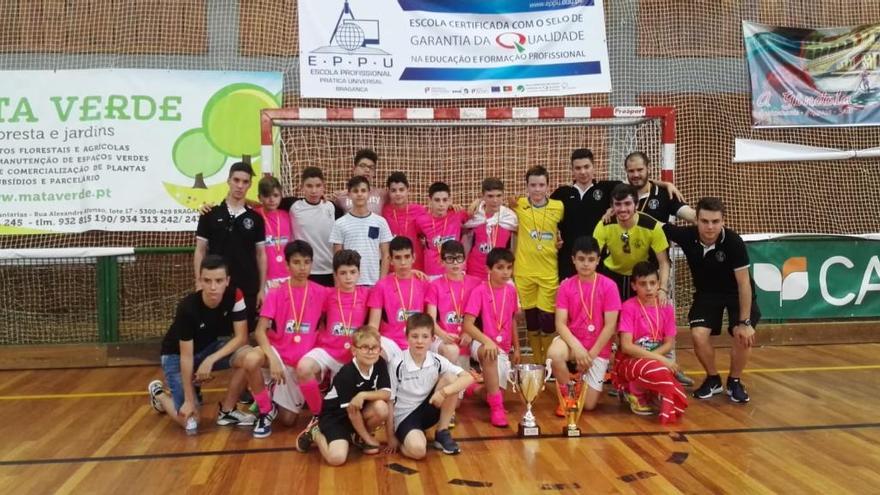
left=737, top=319, right=752, bottom=326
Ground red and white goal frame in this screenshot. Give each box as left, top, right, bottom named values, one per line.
left=260, top=105, right=676, bottom=182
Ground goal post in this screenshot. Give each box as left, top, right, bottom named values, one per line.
left=260, top=105, right=676, bottom=185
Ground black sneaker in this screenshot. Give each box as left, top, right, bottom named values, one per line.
left=693, top=375, right=723, bottom=399
left=296, top=417, right=319, bottom=453
left=433, top=429, right=460, bottom=455
left=726, top=377, right=750, bottom=403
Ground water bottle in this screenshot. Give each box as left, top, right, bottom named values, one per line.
left=185, top=416, right=198, bottom=436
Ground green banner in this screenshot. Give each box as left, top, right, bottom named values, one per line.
left=748, top=237, right=880, bottom=319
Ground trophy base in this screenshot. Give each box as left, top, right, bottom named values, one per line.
left=563, top=426, right=582, bottom=437
left=518, top=424, right=540, bottom=437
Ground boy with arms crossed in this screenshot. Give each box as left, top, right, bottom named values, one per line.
left=386, top=313, right=474, bottom=457
left=547, top=237, right=621, bottom=416
left=330, top=176, right=393, bottom=287
left=149, top=255, right=255, bottom=433
left=368, top=236, right=430, bottom=363
left=463, top=248, right=522, bottom=428
left=296, top=326, right=392, bottom=464
left=241, top=240, right=330, bottom=438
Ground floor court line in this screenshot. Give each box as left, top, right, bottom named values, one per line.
left=1, top=421, right=878, bottom=467
left=1, top=363, right=878, bottom=401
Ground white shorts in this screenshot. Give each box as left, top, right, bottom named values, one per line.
left=380, top=336, right=404, bottom=364
left=469, top=340, right=511, bottom=390
left=264, top=277, right=290, bottom=294
left=551, top=336, right=609, bottom=392
left=262, top=346, right=304, bottom=413
left=301, top=347, right=345, bottom=382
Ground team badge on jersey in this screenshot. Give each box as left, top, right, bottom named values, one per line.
left=284, top=320, right=310, bottom=334
left=478, top=242, right=491, bottom=254
left=592, top=189, right=604, bottom=201
left=648, top=198, right=660, bottom=210
left=331, top=322, right=355, bottom=336
left=242, top=217, right=254, bottom=230
left=715, top=251, right=726, bottom=262
left=396, top=308, right=419, bottom=322
left=444, top=311, right=463, bottom=325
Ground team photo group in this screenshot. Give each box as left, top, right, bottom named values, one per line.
left=149, top=147, right=761, bottom=466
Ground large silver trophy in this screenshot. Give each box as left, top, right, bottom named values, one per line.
left=508, top=362, right=552, bottom=437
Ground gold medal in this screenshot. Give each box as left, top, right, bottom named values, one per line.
left=536, top=244, right=543, bottom=251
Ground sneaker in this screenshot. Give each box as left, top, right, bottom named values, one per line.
left=693, top=375, right=723, bottom=399
left=726, top=377, right=750, bottom=403
left=217, top=404, right=256, bottom=426
left=253, top=407, right=276, bottom=439
left=675, top=370, right=695, bottom=387
left=489, top=406, right=509, bottom=428
left=148, top=380, right=164, bottom=413
left=296, top=416, right=320, bottom=453
left=238, top=390, right=254, bottom=406
left=351, top=433, right=380, bottom=455
left=625, top=393, right=654, bottom=416
left=433, top=429, right=460, bottom=455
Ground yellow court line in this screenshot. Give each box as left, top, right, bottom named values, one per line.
left=1, top=364, right=879, bottom=401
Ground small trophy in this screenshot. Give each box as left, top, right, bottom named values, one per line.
left=508, top=363, right=552, bottom=437
left=556, top=373, right=589, bottom=437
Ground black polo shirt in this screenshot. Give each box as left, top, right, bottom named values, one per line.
left=638, top=184, right=687, bottom=222
left=322, top=357, right=392, bottom=416
left=663, top=225, right=750, bottom=296
left=196, top=200, right=265, bottom=296
left=551, top=180, right=620, bottom=278
left=160, top=287, right=247, bottom=355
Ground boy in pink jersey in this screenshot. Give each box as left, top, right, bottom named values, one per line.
left=383, top=172, right=427, bottom=272
left=547, top=236, right=621, bottom=417
left=463, top=248, right=522, bottom=428
left=414, top=182, right=469, bottom=279
left=295, top=249, right=371, bottom=436
left=426, top=240, right=481, bottom=363
left=368, top=236, right=429, bottom=364
left=614, top=261, right=687, bottom=423
left=241, top=240, right=330, bottom=439
left=463, top=178, right=517, bottom=279
left=256, top=176, right=293, bottom=288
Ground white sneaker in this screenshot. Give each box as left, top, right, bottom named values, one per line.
left=148, top=380, right=164, bottom=413
left=216, top=403, right=256, bottom=426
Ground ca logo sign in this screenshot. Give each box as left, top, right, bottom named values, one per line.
left=753, top=257, right=808, bottom=306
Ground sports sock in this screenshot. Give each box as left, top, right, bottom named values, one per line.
left=300, top=379, right=323, bottom=416
left=253, top=389, right=272, bottom=415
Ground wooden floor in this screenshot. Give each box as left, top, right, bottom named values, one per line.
left=1, top=343, right=879, bottom=494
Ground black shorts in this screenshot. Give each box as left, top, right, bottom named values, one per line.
left=244, top=293, right=258, bottom=333
left=688, top=293, right=761, bottom=336
left=598, top=265, right=632, bottom=302
left=394, top=395, right=440, bottom=442
left=309, top=273, right=335, bottom=288
left=319, top=410, right=354, bottom=444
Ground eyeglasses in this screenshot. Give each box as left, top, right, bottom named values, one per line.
left=355, top=345, right=380, bottom=353
left=620, top=232, right=631, bottom=254
left=442, top=255, right=466, bottom=264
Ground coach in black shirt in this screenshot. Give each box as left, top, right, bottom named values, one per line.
left=662, top=197, right=760, bottom=404
left=550, top=149, right=620, bottom=280
left=625, top=152, right=696, bottom=223
left=195, top=162, right=266, bottom=331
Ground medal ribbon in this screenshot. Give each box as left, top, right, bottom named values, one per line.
left=576, top=275, right=598, bottom=330
left=286, top=281, right=309, bottom=335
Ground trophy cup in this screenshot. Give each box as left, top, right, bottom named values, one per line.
left=508, top=363, right=552, bottom=437
left=556, top=372, right=589, bottom=437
